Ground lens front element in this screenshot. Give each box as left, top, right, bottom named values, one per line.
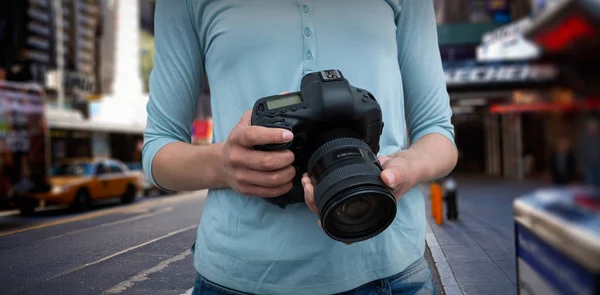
left=308, top=137, right=397, bottom=243
left=340, top=196, right=372, bottom=220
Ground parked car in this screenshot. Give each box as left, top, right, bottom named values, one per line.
left=16, top=158, right=143, bottom=215
left=124, top=162, right=169, bottom=197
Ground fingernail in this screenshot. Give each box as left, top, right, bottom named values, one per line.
left=283, top=131, right=294, bottom=141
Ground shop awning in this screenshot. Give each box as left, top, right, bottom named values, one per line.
left=489, top=98, right=600, bottom=114
left=48, top=119, right=146, bottom=135
left=46, top=108, right=145, bottom=135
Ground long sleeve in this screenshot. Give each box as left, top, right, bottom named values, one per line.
left=142, top=0, right=205, bottom=186
left=394, top=0, right=455, bottom=146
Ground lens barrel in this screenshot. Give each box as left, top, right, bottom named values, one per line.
left=308, top=137, right=397, bottom=243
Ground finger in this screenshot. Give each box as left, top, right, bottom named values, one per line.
left=228, top=147, right=295, bottom=171
left=235, top=182, right=293, bottom=198
left=233, top=166, right=296, bottom=188
left=234, top=126, right=294, bottom=147
left=381, top=169, right=404, bottom=190
left=392, top=186, right=407, bottom=201
left=239, top=109, right=253, bottom=127
left=378, top=156, right=391, bottom=167
left=302, top=173, right=318, bottom=215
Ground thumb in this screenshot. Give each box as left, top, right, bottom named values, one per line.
left=378, top=156, right=391, bottom=166
left=381, top=168, right=402, bottom=190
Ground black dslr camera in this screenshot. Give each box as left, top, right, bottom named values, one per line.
left=251, top=70, right=397, bottom=243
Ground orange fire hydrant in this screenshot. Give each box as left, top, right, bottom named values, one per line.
left=430, top=182, right=443, bottom=225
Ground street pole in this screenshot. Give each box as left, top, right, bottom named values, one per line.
left=54, top=0, right=65, bottom=110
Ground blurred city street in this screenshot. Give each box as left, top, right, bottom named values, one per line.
left=0, top=191, right=205, bottom=295
left=424, top=176, right=547, bottom=295
left=1, top=0, right=599, bottom=294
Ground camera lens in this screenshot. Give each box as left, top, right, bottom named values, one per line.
left=340, top=196, right=371, bottom=219
left=308, top=137, right=397, bottom=243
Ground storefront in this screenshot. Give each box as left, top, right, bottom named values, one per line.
left=46, top=105, right=145, bottom=165
left=449, top=0, right=600, bottom=181
left=0, top=81, right=51, bottom=204
left=47, top=125, right=144, bottom=165
left=49, top=129, right=92, bottom=164
left=444, top=60, right=561, bottom=177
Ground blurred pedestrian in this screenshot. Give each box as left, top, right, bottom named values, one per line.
left=549, top=137, right=576, bottom=185
left=143, top=1, right=457, bottom=294
left=579, top=118, right=600, bottom=187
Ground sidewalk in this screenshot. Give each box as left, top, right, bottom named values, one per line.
left=422, top=175, right=547, bottom=295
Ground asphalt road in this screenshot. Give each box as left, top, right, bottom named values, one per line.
left=0, top=190, right=443, bottom=295
left=0, top=191, right=206, bottom=295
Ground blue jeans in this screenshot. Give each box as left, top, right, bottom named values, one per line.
left=192, top=257, right=437, bottom=295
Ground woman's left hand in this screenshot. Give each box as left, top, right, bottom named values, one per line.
left=301, top=155, right=418, bottom=244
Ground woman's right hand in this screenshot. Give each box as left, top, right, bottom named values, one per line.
left=220, top=109, right=296, bottom=198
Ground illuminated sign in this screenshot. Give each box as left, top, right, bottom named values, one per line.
left=525, top=0, right=599, bottom=54
left=482, top=18, right=533, bottom=44
left=445, top=64, right=558, bottom=86
left=533, top=15, right=596, bottom=52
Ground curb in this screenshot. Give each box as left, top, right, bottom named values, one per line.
left=426, top=222, right=464, bottom=295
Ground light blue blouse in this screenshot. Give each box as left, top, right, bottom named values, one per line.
left=143, top=1, right=455, bottom=294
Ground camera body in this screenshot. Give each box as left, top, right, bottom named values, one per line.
left=251, top=70, right=385, bottom=208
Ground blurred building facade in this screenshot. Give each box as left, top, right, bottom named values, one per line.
left=0, top=0, right=149, bottom=167
left=438, top=0, right=600, bottom=183
left=2, top=0, right=597, bottom=185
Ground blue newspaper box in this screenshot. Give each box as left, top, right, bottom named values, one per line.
left=514, top=187, right=600, bottom=295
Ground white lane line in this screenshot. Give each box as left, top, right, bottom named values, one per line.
left=0, top=206, right=153, bottom=237
left=180, top=288, right=194, bottom=295
left=42, top=225, right=197, bottom=282
left=102, top=249, right=192, bottom=294
left=44, top=207, right=175, bottom=240
left=0, top=190, right=206, bottom=237
left=0, top=210, right=19, bottom=217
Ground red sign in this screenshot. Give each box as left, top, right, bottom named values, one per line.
left=192, top=119, right=213, bottom=141
left=534, top=15, right=596, bottom=53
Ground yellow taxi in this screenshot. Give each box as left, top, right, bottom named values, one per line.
left=18, top=158, right=143, bottom=215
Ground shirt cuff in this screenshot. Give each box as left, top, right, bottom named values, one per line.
left=142, top=137, right=180, bottom=193
left=409, top=126, right=456, bottom=149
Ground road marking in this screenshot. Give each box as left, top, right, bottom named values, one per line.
left=44, top=207, right=175, bottom=240
left=102, top=249, right=191, bottom=294
left=180, top=288, right=194, bottom=295
left=42, top=225, right=197, bottom=282
left=0, top=207, right=150, bottom=237
left=0, top=210, right=19, bottom=217
left=0, top=190, right=206, bottom=237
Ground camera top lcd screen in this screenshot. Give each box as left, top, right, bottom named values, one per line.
left=266, top=94, right=302, bottom=110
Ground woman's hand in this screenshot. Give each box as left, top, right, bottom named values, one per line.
left=220, top=110, right=296, bottom=198
left=301, top=154, right=419, bottom=244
